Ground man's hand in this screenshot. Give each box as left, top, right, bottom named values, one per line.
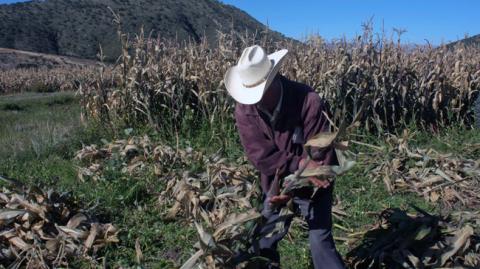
left=308, top=177, right=330, bottom=188
left=299, top=158, right=331, bottom=189
left=268, top=194, right=292, bottom=206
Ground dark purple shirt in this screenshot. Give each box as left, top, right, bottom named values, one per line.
left=234, top=75, right=337, bottom=194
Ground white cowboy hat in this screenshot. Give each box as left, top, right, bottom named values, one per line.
left=224, top=45, right=288, bottom=105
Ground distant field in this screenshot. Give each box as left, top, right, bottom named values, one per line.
left=0, top=47, right=97, bottom=70
left=0, top=48, right=101, bottom=95
left=0, top=91, right=80, bottom=159
left=0, top=64, right=99, bottom=94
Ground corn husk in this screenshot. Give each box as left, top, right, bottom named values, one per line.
left=0, top=177, right=118, bottom=268
left=347, top=207, right=480, bottom=268
left=370, top=130, right=480, bottom=208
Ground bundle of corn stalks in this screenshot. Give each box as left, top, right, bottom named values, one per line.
left=0, top=176, right=118, bottom=268
left=370, top=130, right=480, bottom=208
left=258, top=115, right=358, bottom=242
left=346, top=206, right=480, bottom=269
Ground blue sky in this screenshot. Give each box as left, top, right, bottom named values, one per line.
left=222, top=0, right=478, bottom=45
left=1, top=0, right=478, bottom=44
left=0, top=0, right=24, bottom=4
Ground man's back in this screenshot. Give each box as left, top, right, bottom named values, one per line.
left=234, top=75, right=336, bottom=194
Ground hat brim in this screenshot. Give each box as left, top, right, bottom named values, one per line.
left=224, top=49, right=288, bottom=105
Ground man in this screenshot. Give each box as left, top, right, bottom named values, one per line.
left=224, top=45, right=345, bottom=269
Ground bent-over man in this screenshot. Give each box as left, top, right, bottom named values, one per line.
left=224, top=45, right=345, bottom=269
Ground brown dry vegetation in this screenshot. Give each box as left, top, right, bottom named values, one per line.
left=0, top=66, right=99, bottom=94
left=0, top=177, right=119, bottom=268
left=0, top=48, right=97, bottom=70
left=70, top=26, right=480, bottom=267
left=78, top=27, right=480, bottom=135
left=2, top=23, right=480, bottom=268
left=73, top=133, right=479, bottom=268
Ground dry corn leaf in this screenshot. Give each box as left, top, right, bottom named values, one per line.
left=305, top=132, right=338, bottom=149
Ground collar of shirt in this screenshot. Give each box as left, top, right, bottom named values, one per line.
left=257, top=80, right=284, bottom=126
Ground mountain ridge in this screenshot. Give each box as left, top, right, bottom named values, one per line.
left=0, top=0, right=286, bottom=60
left=447, top=34, right=480, bottom=48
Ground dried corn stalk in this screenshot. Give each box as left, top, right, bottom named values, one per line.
left=282, top=113, right=360, bottom=194
left=347, top=206, right=480, bottom=268
left=263, top=113, right=359, bottom=240
left=78, top=23, right=480, bottom=135
left=76, top=136, right=263, bottom=267
left=0, top=65, right=102, bottom=94
left=475, top=95, right=480, bottom=129
left=75, top=136, right=347, bottom=268
left=160, top=159, right=263, bottom=268
left=370, top=130, right=480, bottom=208
left=0, top=176, right=118, bottom=268
left=75, top=135, right=203, bottom=181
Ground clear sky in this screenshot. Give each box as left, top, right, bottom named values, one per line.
left=1, top=0, right=478, bottom=45
left=0, top=0, right=25, bottom=4
left=221, top=0, right=479, bottom=45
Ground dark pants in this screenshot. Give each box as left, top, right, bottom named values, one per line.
left=255, top=186, right=345, bottom=269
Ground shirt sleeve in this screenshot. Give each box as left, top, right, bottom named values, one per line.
left=234, top=108, right=298, bottom=178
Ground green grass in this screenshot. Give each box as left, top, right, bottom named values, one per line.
left=0, top=92, right=81, bottom=159
left=0, top=92, right=198, bottom=268
left=1, top=92, right=479, bottom=268
left=278, top=157, right=434, bottom=269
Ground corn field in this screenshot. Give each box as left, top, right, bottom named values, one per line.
left=78, top=27, right=480, bottom=134
left=2, top=23, right=479, bottom=268
left=0, top=66, right=99, bottom=94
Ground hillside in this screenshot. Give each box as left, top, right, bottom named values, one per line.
left=0, top=48, right=97, bottom=70
left=0, top=0, right=285, bottom=60
left=448, top=34, right=480, bottom=48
